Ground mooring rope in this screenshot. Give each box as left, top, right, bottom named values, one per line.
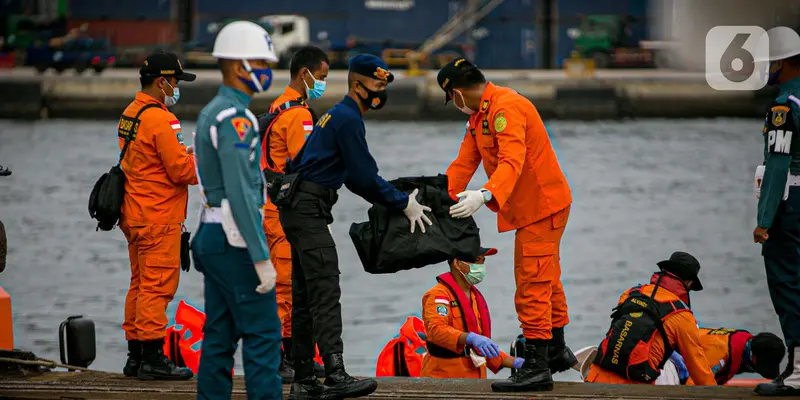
left=0, top=356, right=101, bottom=372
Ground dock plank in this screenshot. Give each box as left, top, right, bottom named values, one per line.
left=0, top=371, right=762, bottom=399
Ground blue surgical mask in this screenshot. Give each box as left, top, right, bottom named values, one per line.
left=767, top=61, right=783, bottom=86
left=239, top=60, right=273, bottom=93
left=163, top=80, right=180, bottom=107
left=303, top=70, right=326, bottom=100
left=459, top=261, right=486, bottom=285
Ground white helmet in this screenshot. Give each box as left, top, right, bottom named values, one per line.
left=212, top=20, right=278, bottom=62
left=756, top=26, right=800, bottom=62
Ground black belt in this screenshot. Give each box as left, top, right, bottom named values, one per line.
left=296, top=180, right=337, bottom=202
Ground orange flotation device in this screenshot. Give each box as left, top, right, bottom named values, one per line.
left=375, top=315, right=428, bottom=377
left=164, top=299, right=323, bottom=373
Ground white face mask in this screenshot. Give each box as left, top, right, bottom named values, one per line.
left=453, top=90, right=475, bottom=115
left=162, top=80, right=180, bottom=107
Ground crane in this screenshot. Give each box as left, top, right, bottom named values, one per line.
left=406, top=0, right=506, bottom=76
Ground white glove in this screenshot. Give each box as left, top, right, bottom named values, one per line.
left=328, top=224, right=333, bottom=235
left=403, top=188, right=433, bottom=234
left=254, top=259, right=277, bottom=294
left=449, top=190, right=486, bottom=219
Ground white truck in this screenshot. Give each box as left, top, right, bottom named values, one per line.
left=206, top=15, right=315, bottom=68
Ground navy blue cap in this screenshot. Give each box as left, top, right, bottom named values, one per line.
left=348, top=53, right=394, bottom=83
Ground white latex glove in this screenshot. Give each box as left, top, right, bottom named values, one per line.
left=328, top=224, right=333, bottom=235
left=449, top=190, right=485, bottom=218
left=403, top=188, right=433, bottom=234
left=254, top=259, right=277, bottom=294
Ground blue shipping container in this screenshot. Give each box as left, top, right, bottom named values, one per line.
left=486, top=0, right=537, bottom=20
left=554, top=0, right=649, bottom=66
left=68, top=0, right=172, bottom=19
left=345, top=0, right=457, bottom=43
left=473, top=20, right=537, bottom=69
left=195, top=0, right=343, bottom=17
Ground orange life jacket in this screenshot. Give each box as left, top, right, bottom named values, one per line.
left=164, top=299, right=323, bottom=374
left=701, top=328, right=753, bottom=385
left=375, top=316, right=428, bottom=377
left=425, top=272, right=492, bottom=358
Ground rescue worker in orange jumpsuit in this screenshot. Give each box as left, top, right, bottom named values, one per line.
left=677, top=328, right=785, bottom=385
left=437, top=58, right=573, bottom=392
left=257, top=45, right=330, bottom=380
left=119, top=52, right=197, bottom=380
left=584, top=251, right=717, bottom=386
left=420, top=247, right=524, bottom=378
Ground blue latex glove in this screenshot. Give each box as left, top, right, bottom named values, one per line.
left=513, top=357, right=524, bottom=369
left=466, top=332, right=500, bottom=358
left=670, top=351, right=689, bottom=382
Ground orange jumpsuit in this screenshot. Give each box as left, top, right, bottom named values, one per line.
left=685, top=328, right=752, bottom=385
left=446, top=82, right=572, bottom=340
left=261, top=86, right=314, bottom=338
left=420, top=282, right=510, bottom=378
left=585, top=284, right=717, bottom=386
left=119, top=92, right=197, bottom=342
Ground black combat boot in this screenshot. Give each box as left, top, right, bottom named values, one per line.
left=492, top=339, right=554, bottom=392
left=122, top=340, right=141, bottom=377
left=137, top=338, right=194, bottom=380
left=280, top=338, right=295, bottom=384
left=756, top=346, right=800, bottom=396
left=548, top=327, right=578, bottom=374
left=322, top=353, right=378, bottom=398
left=288, top=358, right=337, bottom=400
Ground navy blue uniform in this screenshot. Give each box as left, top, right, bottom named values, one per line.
left=277, top=55, right=402, bottom=396
left=289, top=95, right=408, bottom=209
left=759, top=77, right=800, bottom=350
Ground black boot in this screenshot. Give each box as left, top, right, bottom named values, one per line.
left=288, top=358, right=338, bottom=400
left=322, top=353, right=378, bottom=398
left=137, top=338, right=194, bottom=381
left=123, top=340, right=141, bottom=377
left=756, top=346, right=800, bottom=396
left=280, top=338, right=295, bottom=384
left=492, top=339, right=553, bottom=392
left=548, top=327, right=577, bottom=374
left=313, top=361, right=326, bottom=378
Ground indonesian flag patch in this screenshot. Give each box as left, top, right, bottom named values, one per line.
left=434, top=296, right=449, bottom=305
left=302, top=120, right=313, bottom=131
left=169, top=119, right=181, bottom=130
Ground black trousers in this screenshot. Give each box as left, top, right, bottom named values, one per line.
left=762, top=187, right=800, bottom=348
left=279, top=189, right=343, bottom=365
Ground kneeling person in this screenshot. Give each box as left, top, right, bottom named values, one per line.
left=585, top=251, right=716, bottom=386
left=421, top=247, right=523, bottom=378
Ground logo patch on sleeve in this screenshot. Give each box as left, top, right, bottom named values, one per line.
left=494, top=113, right=507, bottom=132
left=436, top=304, right=448, bottom=317
left=230, top=117, right=253, bottom=141
left=772, top=105, right=789, bottom=127
left=302, top=120, right=313, bottom=131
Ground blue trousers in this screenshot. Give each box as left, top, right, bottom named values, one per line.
left=191, top=223, right=282, bottom=400
left=762, top=187, right=800, bottom=348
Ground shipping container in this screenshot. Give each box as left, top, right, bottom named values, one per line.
left=344, top=0, right=455, bottom=43
left=67, top=0, right=172, bottom=20
left=553, top=0, right=649, bottom=67
left=195, top=0, right=342, bottom=16
left=67, top=19, right=177, bottom=47
left=473, top=20, right=537, bottom=69
left=486, top=0, right=537, bottom=20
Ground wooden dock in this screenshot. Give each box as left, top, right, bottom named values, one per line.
left=0, top=371, right=765, bottom=399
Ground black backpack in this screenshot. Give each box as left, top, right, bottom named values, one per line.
left=89, top=104, right=159, bottom=231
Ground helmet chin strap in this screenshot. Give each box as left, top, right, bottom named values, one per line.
left=242, top=59, right=264, bottom=93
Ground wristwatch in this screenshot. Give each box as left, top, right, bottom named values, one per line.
left=479, top=189, right=492, bottom=203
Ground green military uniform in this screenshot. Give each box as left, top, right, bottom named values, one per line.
left=191, top=85, right=282, bottom=399
left=758, top=76, right=800, bottom=353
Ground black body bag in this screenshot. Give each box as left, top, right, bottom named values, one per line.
left=89, top=104, right=159, bottom=231
left=348, top=174, right=482, bottom=274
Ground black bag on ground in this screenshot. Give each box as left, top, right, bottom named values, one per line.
left=349, top=174, right=482, bottom=274
left=88, top=104, right=159, bottom=231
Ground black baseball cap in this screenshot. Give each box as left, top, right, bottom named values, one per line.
left=656, top=251, right=703, bottom=291
left=437, top=57, right=480, bottom=104
left=139, top=52, right=196, bottom=82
